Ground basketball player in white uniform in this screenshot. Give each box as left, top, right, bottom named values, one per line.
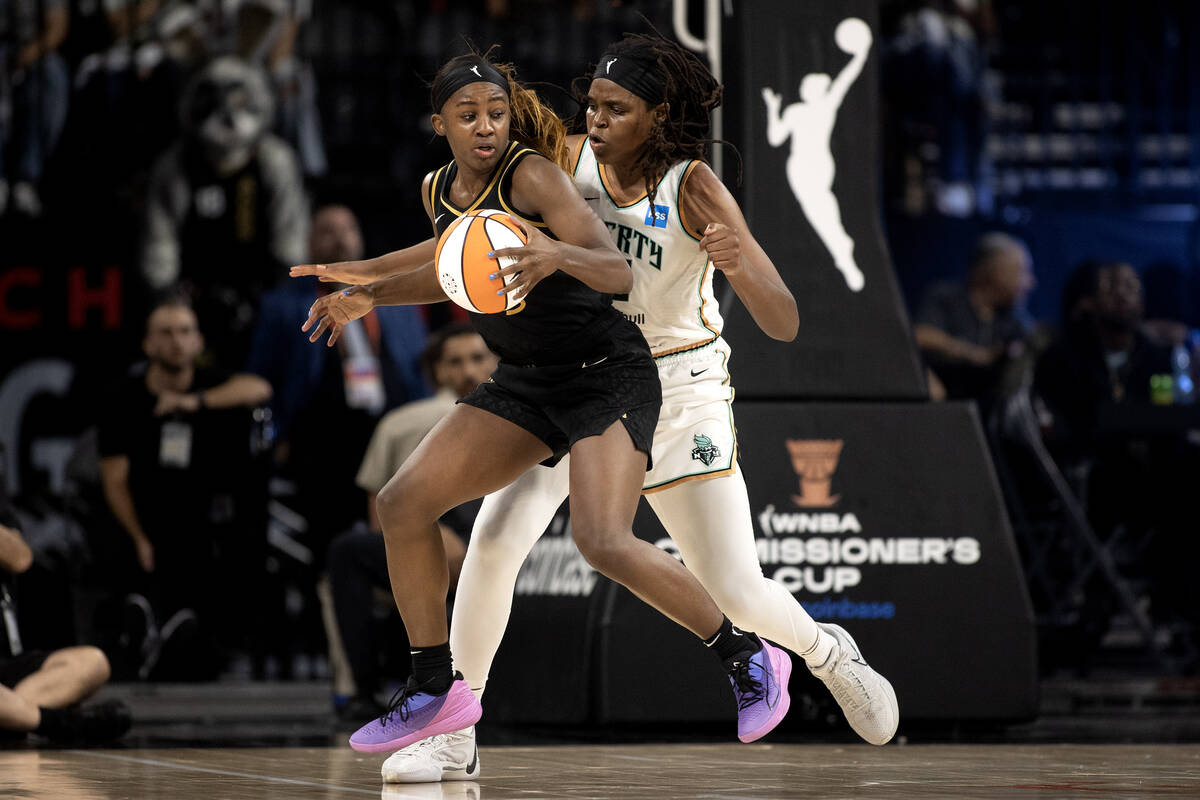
left=382, top=34, right=900, bottom=782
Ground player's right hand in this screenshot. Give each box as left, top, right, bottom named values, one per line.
left=302, top=286, right=373, bottom=346
left=290, top=262, right=373, bottom=284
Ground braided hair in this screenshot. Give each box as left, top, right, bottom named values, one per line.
left=577, top=33, right=724, bottom=205
left=431, top=50, right=569, bottom=172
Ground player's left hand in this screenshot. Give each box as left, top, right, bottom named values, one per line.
left=302, top=286, right=373, bottom=346
left=700, top=222, right=742, bottom=277
left=492, top=219, right=558, bottom=303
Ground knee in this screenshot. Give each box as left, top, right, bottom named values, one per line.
left=56, top=646, right=110, bottom=687
left=573, top=529, right=634, bottom=576
left=375, top=472, right=434, bottom=533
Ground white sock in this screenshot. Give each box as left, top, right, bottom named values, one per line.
left=799, top=625, right=836, bottom=669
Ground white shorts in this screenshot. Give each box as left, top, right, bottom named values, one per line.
left=643, top=337, right=737, bottom=493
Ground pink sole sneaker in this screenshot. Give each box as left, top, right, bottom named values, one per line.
left=349, top=678, right=482, bottom=754
left=738, top=642, right=793, bottom=743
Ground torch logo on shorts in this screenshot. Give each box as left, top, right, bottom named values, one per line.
left=786, top=439, right=844, bottom=508
left=691, top=433, right=721, bottom=466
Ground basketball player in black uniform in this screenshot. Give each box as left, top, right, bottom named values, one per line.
left=295, top=52, right=782, bottom=755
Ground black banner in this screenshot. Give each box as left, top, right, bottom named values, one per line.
left=724, top=0, right=927, bottom=400
left=507, top=402, right=1037, bottom=724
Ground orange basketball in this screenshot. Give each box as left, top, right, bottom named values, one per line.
left=435, top=209, right=527, bottom=314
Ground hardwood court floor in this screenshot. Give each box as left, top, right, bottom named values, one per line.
left=2, top=743, right=1199, bottom=799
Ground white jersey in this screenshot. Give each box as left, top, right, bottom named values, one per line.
left=572, top=144, right=725, bottom=358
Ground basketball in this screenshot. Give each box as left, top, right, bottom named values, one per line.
left=435, top=209, right=527, bottom=314
left=834, top=17, right=872, bottom=55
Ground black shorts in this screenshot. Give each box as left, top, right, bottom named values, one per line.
left=0, top=651, right=49, bottom=688
left=460, top=322, right=662, bottom=468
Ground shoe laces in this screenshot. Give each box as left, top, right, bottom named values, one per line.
left=825, top=650, right=871, bottom=713
left=728, top=658, right=766, bottom=711
left=380, top=678, right=420, bottom=727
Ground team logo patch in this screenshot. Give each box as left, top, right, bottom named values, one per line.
left=645, top=204, right=669, bottom=229
left=691, top=433, right=721, bottom=466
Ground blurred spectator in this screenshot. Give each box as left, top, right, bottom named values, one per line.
left=0, top=0, right=70, bottom=217
left=247, top=203, right=428, bottom=495
left=1034, top=262, right=1174, bottom=461
left=247, top=205, right=428, bottom=530
left=327, top=322, right=495, bottom=719
left=914, top=231, right=1035, bottom=407
left=96, top=296, right=272, bottom=679
left=141, top=55, right=307, bottom=366
left=1034, top=261, right=1199, bottom=651
left=1, top=513, right=131, bottom=744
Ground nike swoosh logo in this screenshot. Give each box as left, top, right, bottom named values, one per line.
left=465, top=742, right=478, bottom=774
left=435, top=213, right=446, bottom=224
left=583, top=196, right=600, bottom=201
left=582, top=355, right=608, bottom=368
left=690, top=367, right=710, bottom=377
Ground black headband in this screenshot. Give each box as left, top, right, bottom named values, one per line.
left=593, top=54, right=666, bottom=105
left=433, top=61, right=510, bottom=112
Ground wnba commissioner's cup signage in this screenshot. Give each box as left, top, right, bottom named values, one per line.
left=736, top=401, right=1037, bottom=718
left=726, top=0, right=926, bottom=399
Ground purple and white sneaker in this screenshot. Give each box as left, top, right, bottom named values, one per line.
left=729, top=640, right=792, bottom=743
left=349, top=673, right=482, bottom=754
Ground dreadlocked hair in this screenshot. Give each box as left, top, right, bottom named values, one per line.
left=431, top=48, right=569, bottom=172
left=578, top=32, right=727, bottom=206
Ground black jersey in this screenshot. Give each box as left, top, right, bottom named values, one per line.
left=429, top=141, right=627, bottom=365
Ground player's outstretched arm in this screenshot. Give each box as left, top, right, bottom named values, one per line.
left=501, top=155, right=632, bottom=295
left=302, top=264, right=447, bottom=346
left=682, top=163, right=799, bottom=342
left=289, top=239, right=437, bottom=285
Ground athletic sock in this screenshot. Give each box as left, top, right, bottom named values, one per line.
left=703, top=616, right=760, bottom=667
left=410, top=642, right=454, bottom=694
left=799, top=626, right=837, bottom=670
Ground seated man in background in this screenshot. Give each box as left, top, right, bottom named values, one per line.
left=97, top=296, right=272, bottom=680
left=1035, top=261, right=1174, bottom=460
left=1035, top=261, right=1198, bottom=659
left=914, top=231, right=1036, bottom=408
left=327, top=323, right=496, bottom=720
left=1, top=516, right=130, bottom=744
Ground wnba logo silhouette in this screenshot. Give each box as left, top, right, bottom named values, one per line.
left=786, top=439, right=844, bottom=508
left=762, top=17, right=872, bottom=293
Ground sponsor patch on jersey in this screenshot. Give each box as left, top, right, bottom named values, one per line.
left=645, top=204, right=670, bottom=229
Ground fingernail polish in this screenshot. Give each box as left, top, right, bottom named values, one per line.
left=497, top=289, right=504, bottom=295
left=489, top=273, right=497, bottom=279
left=487, top=251, right=495, bottom=257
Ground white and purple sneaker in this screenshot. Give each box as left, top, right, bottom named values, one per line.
left=349, top=673, right=482, bottom=754
left=729, top=640, right=792, bottom=743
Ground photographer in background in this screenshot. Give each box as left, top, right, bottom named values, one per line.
left=1, top=496, right=130, bottom=744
